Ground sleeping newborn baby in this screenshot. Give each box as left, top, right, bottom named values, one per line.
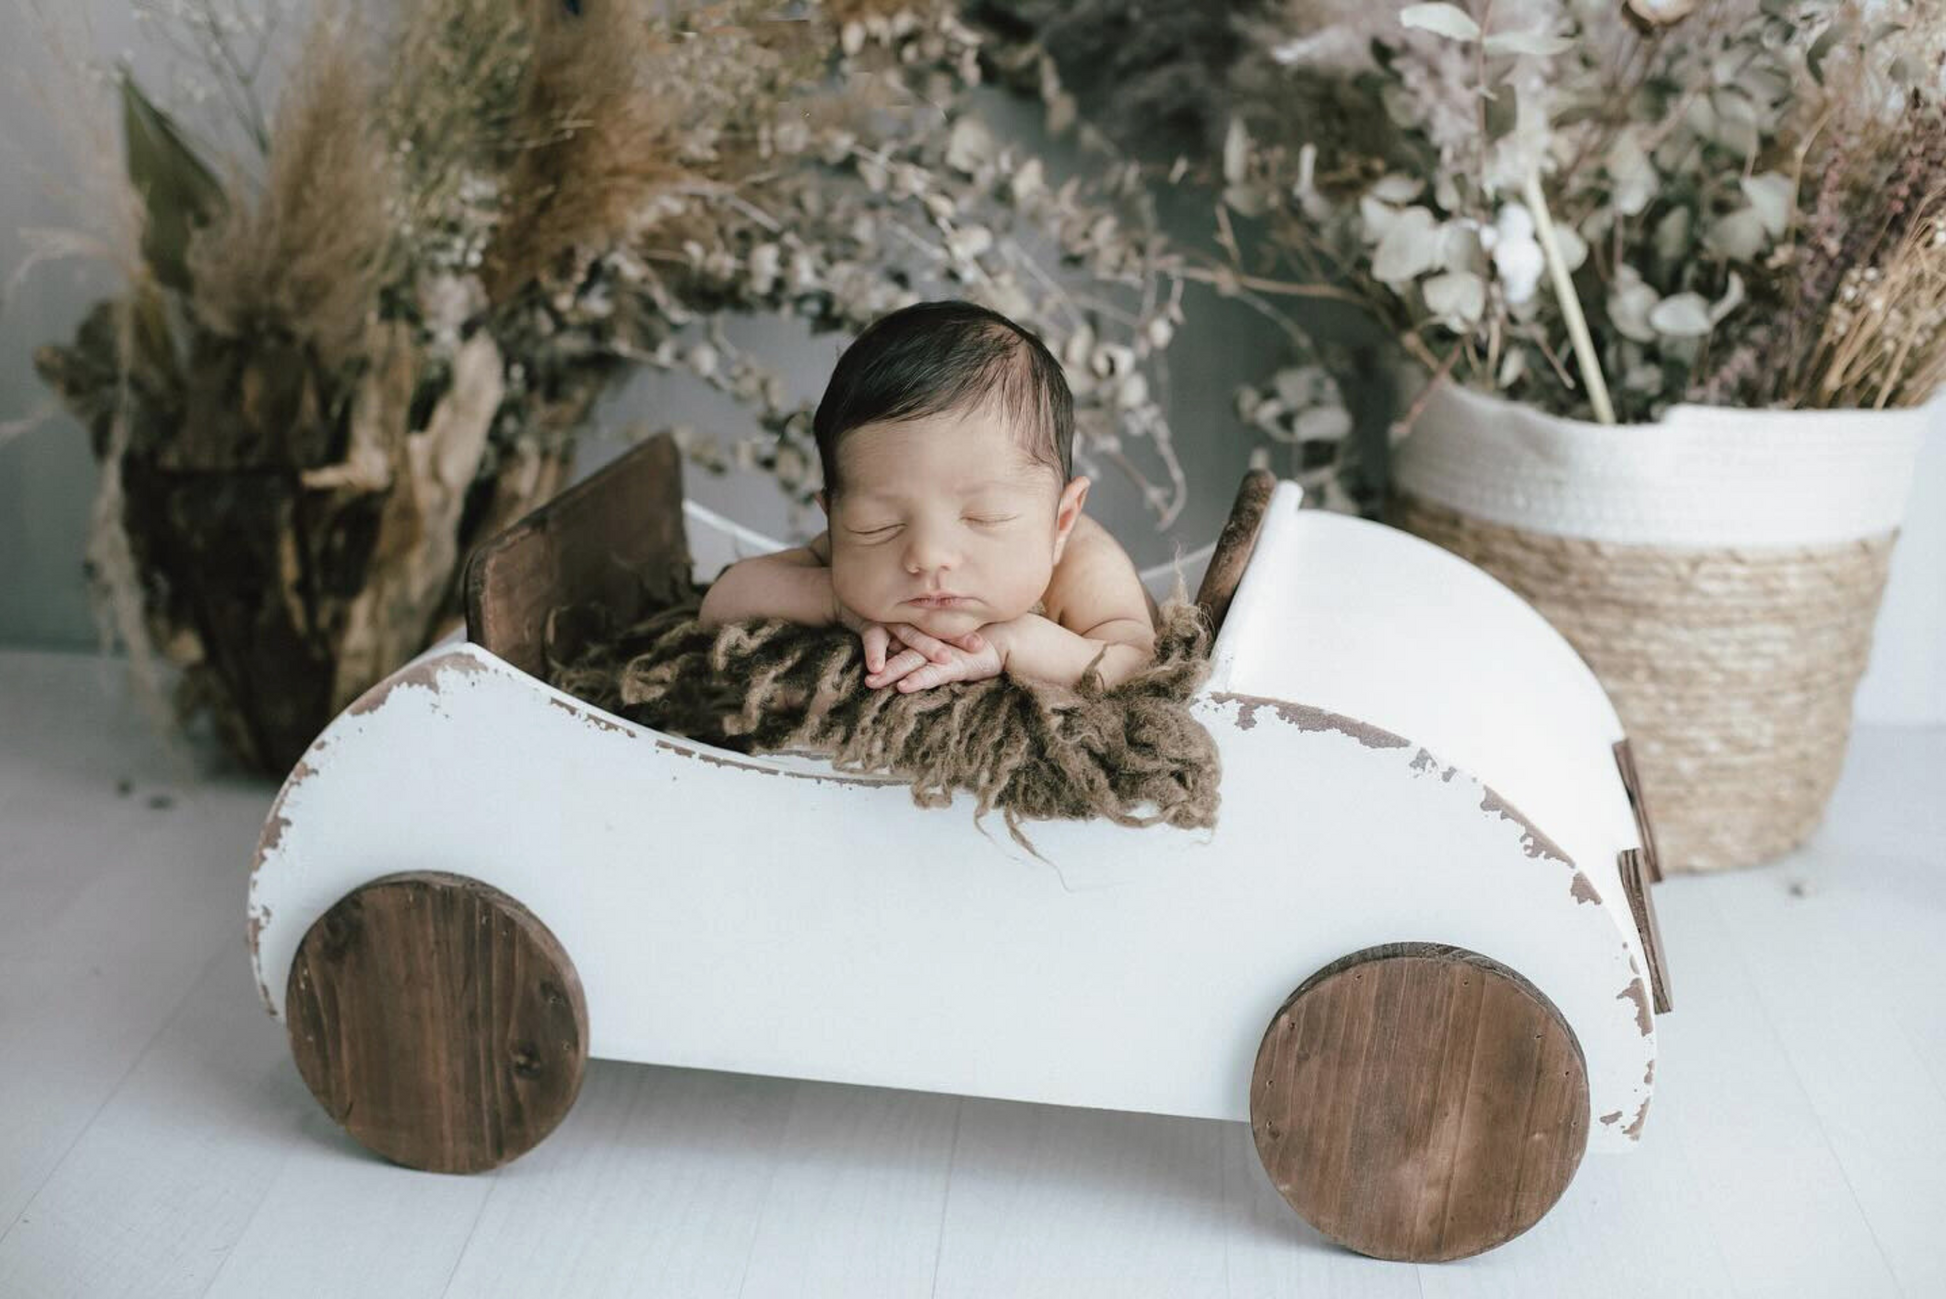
left=697, top=298, right=1160, bottom=693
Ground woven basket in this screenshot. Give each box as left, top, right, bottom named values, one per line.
left=1387, top=383, right=1931, bottom=873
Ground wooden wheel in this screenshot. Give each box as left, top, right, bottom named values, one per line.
left=285, top=871, right=589, bottom=1174
left=1249, top=942, right=1589, bottom=1262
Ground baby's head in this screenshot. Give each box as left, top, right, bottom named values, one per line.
left=812, top=299, right=1088, bottom=639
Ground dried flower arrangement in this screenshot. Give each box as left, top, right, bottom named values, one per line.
left=985, top=0, right=1946, bottom=481
left=16, top=0, right=1221, bottom=774
left=1218, top=0, right=1946, bottom=430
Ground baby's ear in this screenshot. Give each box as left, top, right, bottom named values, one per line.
left=815, top=490, right=828, bottom=516
left=1056, top=475, right=1089, bottom=530
left=1052, top=475, right=1089, bottom=559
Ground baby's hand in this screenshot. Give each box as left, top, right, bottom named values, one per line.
left=866, top=622, right=1004, bottom=693
left=832, top=599, right=951, bottom=680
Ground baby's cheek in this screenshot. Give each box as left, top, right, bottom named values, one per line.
left=831, top=563, right=890, bottom=622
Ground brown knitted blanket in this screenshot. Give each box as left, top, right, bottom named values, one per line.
left=540, top=575, right=1221, bottom=857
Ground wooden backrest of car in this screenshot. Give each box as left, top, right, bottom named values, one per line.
left=464, top=433, right=693, bottom=680
left=1194, top=467, right=1278, bottom=644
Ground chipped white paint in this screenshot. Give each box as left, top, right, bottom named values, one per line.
left=248, top=482, right=1658, bottom=1156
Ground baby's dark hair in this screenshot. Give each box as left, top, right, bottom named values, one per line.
left=812, top=299, right=1074, bottom=501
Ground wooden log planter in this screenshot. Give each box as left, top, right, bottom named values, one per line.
left=248, top=434, right=1672, bottom=1260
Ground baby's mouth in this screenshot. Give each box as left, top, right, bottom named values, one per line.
left=906, top=593, right=971, bottom=609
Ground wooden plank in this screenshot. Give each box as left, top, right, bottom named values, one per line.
left=435, top=1063, right=796, bottom=1296
left=1216, top=1122, right=1423, bottom=1299
left=734, top=1080, right=959, bottom=1298
left=0, top=783, right=271, bottom=1238
left=1413, top=1138, right=1735, bottom=1299
left=929, top=1098, right=1228, bottom=1298
left=1610, top=877, right=1899, bottom=1297
left=0, top=649, right=198, bottom=940
left=0, top=946, right=298, bottom=1298
left=1693, top=728, right=1946, bottom=1299
left=200, top=1103, right=495, bottom=1299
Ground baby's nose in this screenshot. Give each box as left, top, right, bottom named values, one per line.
left=903, top=527, right=958, bottom=573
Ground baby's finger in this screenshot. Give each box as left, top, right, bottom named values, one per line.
left=866, top=647, right=927, bottom=687
left=861, top=624, right=891, bottom=672
left=891, top=622, right=955, bottom=664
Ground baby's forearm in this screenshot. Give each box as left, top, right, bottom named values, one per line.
left=697, top=556, right=837, bottom=629
left=995, top=613, right=1155, bottom=690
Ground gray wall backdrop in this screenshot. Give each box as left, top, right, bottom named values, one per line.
left=4, top=2, right=1942, bottom=725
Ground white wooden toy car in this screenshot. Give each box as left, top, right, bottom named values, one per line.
left=246, top=434, right=1671, bottom=1262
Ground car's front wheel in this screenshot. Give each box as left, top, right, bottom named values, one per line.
left=284, top=870, right=589, bottom=1174
left=1248, top=941, right=1589, bottom=1261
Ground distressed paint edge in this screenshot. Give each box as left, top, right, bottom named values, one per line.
left=247, top=647, right=497, bottom=1019
left=1208, top=689, right=1578, bottom=875
left=1206, top=688, right=1658, bottom=1143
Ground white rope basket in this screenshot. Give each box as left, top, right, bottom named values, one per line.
left=1389, top=383, right=1935, bottom=873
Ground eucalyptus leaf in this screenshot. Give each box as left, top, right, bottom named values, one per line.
left=1423, top=270, right=1486, bottom=329
left=1485, top=81, right=1518, bottom=140
left=1370, top=173, right=1425, bottom=203
left=1273, top=364, right=1326, bottom=406
left=1740, top=172, right=1794, bottom=238
left=1358, top=193, right=1402, bottom=242
left=945, top=116, right=994, bottom=176
left=120, top=69, right=225, bottom=294
left=1371, top=205, right=1441, bottom=283
left=1609, top=267, right=1661, bottom=343
left=1704, top=208, right=1767, bottom=259
left=1483, top=31, right=1573, bottom=57
left=1400, top=3, right=1481, bottom=42
left=1294, top=404, right=1354, bottom=442
left=1223, top=117, right=1250, bottom=185
left=1649, top=293, right=1713, bottom=338
left=1654, top=206, right=1692, bottom=263
left=1710, top=271, right=1746, bottom=325
left=1555, top=225, right=1588, bottom=272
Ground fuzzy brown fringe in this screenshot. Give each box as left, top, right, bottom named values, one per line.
left=541, top=580, right=1221, bottom=857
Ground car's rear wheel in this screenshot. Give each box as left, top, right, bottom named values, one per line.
left=285, top=870, right=589, bottom=1174
left=1248, top=941, right=1588, bottom=1261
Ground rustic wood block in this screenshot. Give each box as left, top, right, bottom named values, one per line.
left=285, top=871, right=589, bottom=1174
left=1250, top=942, right=1589, bottom=1262
left=464, top=433, right=693, bottom=679
left=1194, top=467, right=1277, bottom=639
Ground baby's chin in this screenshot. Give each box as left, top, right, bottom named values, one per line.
left=887, top=606, right=981, bottom=637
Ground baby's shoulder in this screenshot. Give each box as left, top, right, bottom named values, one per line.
left=1044, top=514, right=1158, bottom=629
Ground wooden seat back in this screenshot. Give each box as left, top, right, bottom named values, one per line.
left=1194, top=468, right=1278, bottom=644
left=463, top=434, right=692, bottom=679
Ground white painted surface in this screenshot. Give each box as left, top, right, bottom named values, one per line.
left=246, top=642, right=1655, bottom=1146
left=1394, top=380, right=1935, bottom=547
left=1210, top=483, right=1640, bottom=928
left=2, top=648, right=1942, bottom=1296
left=246, top=482, right=1657, bottom=1156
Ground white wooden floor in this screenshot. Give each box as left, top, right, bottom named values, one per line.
left=1, top=646, right=1942, bottom=1298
